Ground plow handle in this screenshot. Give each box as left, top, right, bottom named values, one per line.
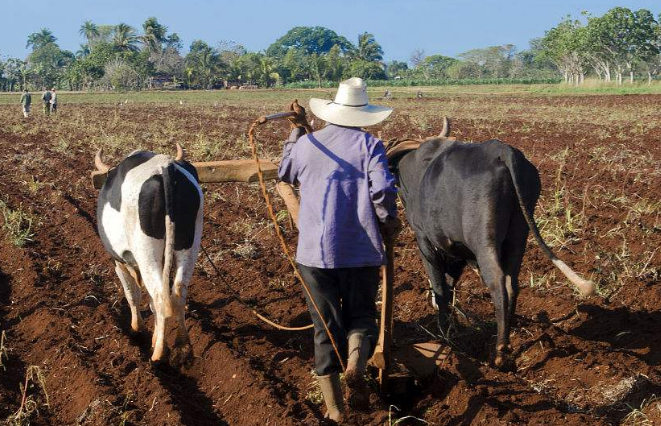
left=372, top=237, right=395, bottom=392
left=258, top=111, right=297, bottom=123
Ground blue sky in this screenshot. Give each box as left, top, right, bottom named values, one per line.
left=1, top=0, right=659, bottom=62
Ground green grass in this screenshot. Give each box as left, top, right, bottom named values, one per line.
left=1, top=81, right=659, bottom=106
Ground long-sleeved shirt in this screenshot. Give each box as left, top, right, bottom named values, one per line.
left=279, top=124, right=398, bottom=269
left=20, top=93, right=31, bottom=106
left=50, top=92, right=57, bottom=105
left=41, top=91, right=51, bottom=103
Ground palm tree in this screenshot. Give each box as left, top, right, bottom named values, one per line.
left=26, top=28, right=57, bottom=50
left=357, top=32, right=384, bottom=62
left=79, top=20, right=100, bottom=49
left=113, top=23, right=140, bottom=53
left=141, top=17, right=167, bottom=53
left=76, top=44, right=91, bottom=58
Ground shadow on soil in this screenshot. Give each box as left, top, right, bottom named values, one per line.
left=570, top=304, right=661, bottom=366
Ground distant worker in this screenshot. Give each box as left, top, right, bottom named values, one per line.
left=383, top=89, right=392, bottom=100
left=417, top=90, right=423, bottom=98
left=41, top=88, right=52, bottom=116
left=20, top=89, right=32, bottom=118
left=50, top=88, right=58, bottom=114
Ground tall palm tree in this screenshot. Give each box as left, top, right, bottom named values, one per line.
left=357, top=32, right=384, bottom=62
left=26, top=28, right=57, bottom=50
left=141, top=17, right=167, bottom=53
left=79, top=20, right=99, bottom=49
left=113, top=23, right=139, bottom=53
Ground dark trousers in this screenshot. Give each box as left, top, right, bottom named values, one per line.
left=297, top=264, right=380, bottom=376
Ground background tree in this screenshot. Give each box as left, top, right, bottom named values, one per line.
left=540, top=16, right=589, bottom=84
left=266, top=26, right=354, bottom=58
left=385, top=60, right=408, bottom=78
left=185, top=40, right=223, bottom=89
left=325, top=44, right=346, bottom=82
left=356, top=32, right=383, bottom=62
left=79, top=21, right=99, bottom=51
left=348, top=59, right=386, bottom=80
left=409, top=48, right=426, bottom=68
left=112, top=23, right=140, bottom=53
left=26, top=28, right=57, bottom=51
left=415, top=54, right=457, bottom=80
left=141, top=17, right=168, bottom=54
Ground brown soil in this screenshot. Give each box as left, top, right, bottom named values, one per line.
left=0, top=94, right=660, bottom=425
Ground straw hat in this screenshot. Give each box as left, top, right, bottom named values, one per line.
left=309, top=77, right=392, bottom=127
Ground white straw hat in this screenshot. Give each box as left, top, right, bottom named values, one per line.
left=309, top=77, right=393, bottom=127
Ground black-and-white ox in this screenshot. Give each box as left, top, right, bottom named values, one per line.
left=386, top=120, right=594, bottom=370
left=95, top=144, right=203, bottom=363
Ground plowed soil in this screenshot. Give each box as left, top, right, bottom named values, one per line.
left=0, top=91, right=660, bottom=425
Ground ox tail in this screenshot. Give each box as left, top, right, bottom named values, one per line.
left=500, top=145, right=595, bottom=297
left=161, top=161, right=176, bottom=317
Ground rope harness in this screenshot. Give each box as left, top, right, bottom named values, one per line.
left=246, top=113, right=347, bottom=372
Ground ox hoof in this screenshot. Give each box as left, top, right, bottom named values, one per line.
left=494, top=353, right=516, bottom=372
left=128, top=327, right=148, bottom=343
left=170, top=343, right=194, bottom=367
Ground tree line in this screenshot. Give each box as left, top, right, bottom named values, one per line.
left=0, top=7, right=659, bottom=91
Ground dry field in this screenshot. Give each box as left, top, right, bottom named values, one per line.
left=0, top=88, right=660, bottom=425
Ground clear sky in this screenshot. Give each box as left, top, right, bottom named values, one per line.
left=1, top=0, right=659, bottom=62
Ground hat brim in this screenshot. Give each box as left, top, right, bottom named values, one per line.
left=309, top=98, right=393, bottom=128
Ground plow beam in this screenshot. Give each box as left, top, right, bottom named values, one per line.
left=91, top=159, right=279, bottom=189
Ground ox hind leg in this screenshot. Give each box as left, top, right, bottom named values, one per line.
left=417, top=237, right=465, bottom=335
left=501, top=218, right=528, bottom=329
left=115, top=262, right=146, bottom=334
left=132, top=253, right=172, bottom=363
left=169, top=249, right=197, bottom=364
left=475, top=248, right=513, bottom=370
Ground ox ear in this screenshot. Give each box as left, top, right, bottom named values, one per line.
left=438, top=116, right=451, bottom=139
left=175, top=143, right=184, bottom=161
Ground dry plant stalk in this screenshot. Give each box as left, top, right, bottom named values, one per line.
left=5, top=365, right=50, bottom=426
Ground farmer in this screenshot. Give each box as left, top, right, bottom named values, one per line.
left=20, top=89, right=31, bottom=118
left=279, top=77, right=401, bottom=422
left=41, top=88, right=52, bottom=116
left=50, top=88, right=58, bottom=114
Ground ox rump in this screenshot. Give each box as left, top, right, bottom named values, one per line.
left=94, top=144, right=203, bottom=363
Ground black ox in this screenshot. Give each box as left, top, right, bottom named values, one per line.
left=386, top=119, right=594, bottom=369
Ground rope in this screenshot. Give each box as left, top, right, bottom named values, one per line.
left=248, top=117, right=346, bottom=372
left=201, top=244, right=313, bottom=331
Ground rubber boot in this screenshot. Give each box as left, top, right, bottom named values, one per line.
left=318, top=374, right=344, bottom=423
left=345, top=333, right=370, bottom=410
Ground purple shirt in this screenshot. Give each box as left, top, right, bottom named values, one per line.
left=279, top=124, right=398, bottom=268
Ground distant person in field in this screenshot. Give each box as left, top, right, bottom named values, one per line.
left=20, top=89, right=32, bottom=118
left=279, top=77, right=401, bottom=422
left=41, top=88, right=52, bottom=116
left=50, top=88, right=58, bottom=114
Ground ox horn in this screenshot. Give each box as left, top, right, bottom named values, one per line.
left=175, top=143, right=184, bottom=161
left=439, top=116, right=451, bottom=139
left=95, top=149, right=110, bottom=173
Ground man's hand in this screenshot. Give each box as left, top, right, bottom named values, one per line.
left=287, top=99, right=311, bottom=130
left=380, top=217, right=402, bottom=244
